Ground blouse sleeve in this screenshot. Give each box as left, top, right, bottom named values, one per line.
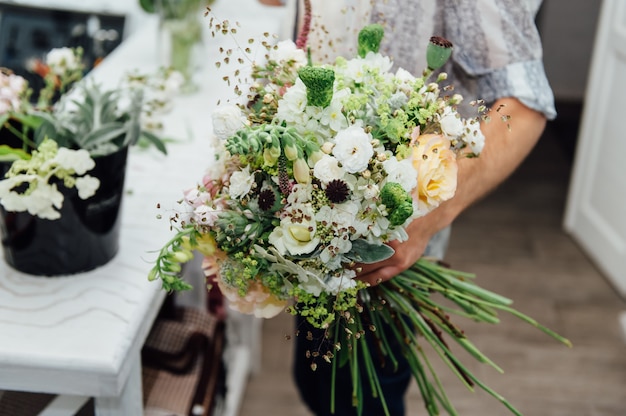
left=443, top=0, right=556, bottom=119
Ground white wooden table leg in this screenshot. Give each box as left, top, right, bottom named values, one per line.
left=94, top=353, right=143, bottom=416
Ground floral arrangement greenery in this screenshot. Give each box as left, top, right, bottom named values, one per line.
left=0, top=47, right=177, bottom=220
left=148, top=9, right=571, bottom=416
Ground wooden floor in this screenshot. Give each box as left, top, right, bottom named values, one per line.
left=238, top=103, right=626, bottom=416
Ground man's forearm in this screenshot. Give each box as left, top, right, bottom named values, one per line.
left=357, top=97, right=547, bottom=284
left=421, top=97, right=547, bottom=236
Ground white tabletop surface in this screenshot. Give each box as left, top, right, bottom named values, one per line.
left=0, top=0, right=286, bottom=405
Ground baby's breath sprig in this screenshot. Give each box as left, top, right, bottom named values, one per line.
left=205, top=7, right=277, bottom=100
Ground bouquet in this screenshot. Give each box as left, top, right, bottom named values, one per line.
left=149, top=9, right=570, bottom=416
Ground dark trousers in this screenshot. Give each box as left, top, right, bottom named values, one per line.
left=293, top=315, right=412, bottom=416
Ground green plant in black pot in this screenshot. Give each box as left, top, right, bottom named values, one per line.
left=0, top=46, right=172, bottom=275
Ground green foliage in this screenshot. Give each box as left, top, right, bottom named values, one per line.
left=344, top=239, right=395, bottom=264
left=34, top=81, right=167, bottom=157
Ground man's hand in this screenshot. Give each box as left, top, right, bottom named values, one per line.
left=357, top=97, right=547, bottom=286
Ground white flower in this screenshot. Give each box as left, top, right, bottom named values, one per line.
left=286, top=183, right=312, bottom=205
left=395, top=67, right=416, bottom=84
left=75, top=175, right=100, bottom=199
left=0, top=72, right=27, bottom=114
left=315, top=201, right=360, bottom=231
left=163, top=70, right=185, bottom=93
left=46, top=47, right=80, bottom=75
left=332, top=125, right=374, bottom=174
left=319, top=100, right=348, bottom=132
left=212, top=104, right=247, bottom=141
left=268, top=204, right=320, bottom=256
left=383, top=156, right=418, bottom=193
left=439, top=107, right=464, bottom=138
left=276, top=78, right=308, bottom=123
left=193, top=204, right=221, bottom=226
left=269, top=40, right=307, bottom=66
left=313, top=154, right=345, bottom=184
left=363, top=52, right=393, bottom=73
left=27, top=184, right=65, bottom=219
left=356, top=178, right=379, bottom=200
left=323, top=270, right=357, bottom=295
left=52, top=148, right=96, bottom=175
left=462, top=118, right=486, bottom=154
left=228, top=166, right=254, bottom=199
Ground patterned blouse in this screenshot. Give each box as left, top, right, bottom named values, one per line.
left=294, top=0, right=556, bottom=119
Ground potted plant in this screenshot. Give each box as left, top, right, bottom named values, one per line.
left=0, top=47, right=170, bottom=276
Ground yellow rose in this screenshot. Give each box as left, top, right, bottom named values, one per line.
left=410, top=133, right=458, bottom=214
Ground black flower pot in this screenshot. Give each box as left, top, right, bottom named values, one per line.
left=0, top=146, right=129, bottom=276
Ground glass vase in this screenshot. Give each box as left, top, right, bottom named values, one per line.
left=157, top=0, right=204, bottom=93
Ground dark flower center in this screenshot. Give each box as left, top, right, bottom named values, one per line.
left=325, top=179, right=350, bottom=203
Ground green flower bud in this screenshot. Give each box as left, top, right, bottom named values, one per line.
left=171, top=249, right=194, bottom=263
left=380, top=182, right=414, bottom=226
left=263, top=146, right=281, bottom=166
left=357, top=24, right=385, bottom=58
left=147, top=267, right=158, bottom=281
left=426, top=36, right=453, bottom=70
left=284, top=143, right=299, bottom=161
left=298, top=66, right=335, bottom=108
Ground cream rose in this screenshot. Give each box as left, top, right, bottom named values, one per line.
left=411, top=132, right=458, bottom=214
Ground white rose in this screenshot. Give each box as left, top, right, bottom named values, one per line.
left=212, top=104, right=247, bottom=141
left=439, top=107, right=464, bottom=138
left=313, top=154, right=345, bottom=184
left=332, top=125, right=374, bottom=174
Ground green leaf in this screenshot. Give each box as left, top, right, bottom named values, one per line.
left=139, top=130, right=168, bottom=155
left=0, top=144, right=30, bottom=161
left=344, top=239, right=394, bottom=264
left=79, top=122, right=127, bottom=149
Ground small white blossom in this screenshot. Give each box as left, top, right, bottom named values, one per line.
left=332, top=125, right=374, bottom=174
left=193, top=204, right=221, bottom=226
left=75, top=175, right=100, bottom=199
left=462, top=118, right=486, bottom=154
left=269, top=40, right=308, bottom=67
left=46, top=47, right=81, bottom=75
left=323, top=270, right=357, bottom=295
left=383, top=156, right=418, bottom=193
left=228, top=166, right=254, bottom=199
left=52, top=148, right=96, bottom=175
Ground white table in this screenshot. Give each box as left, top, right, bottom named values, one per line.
left=0, top=2, right=286, bottom=415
